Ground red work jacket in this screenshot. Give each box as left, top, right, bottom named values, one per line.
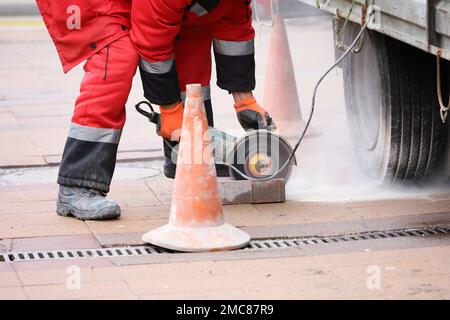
left=36, top=0, right=132, bottom=73
left=130, top=0, right=255, bottom=105
left=131, top=0, right=253, bottom=63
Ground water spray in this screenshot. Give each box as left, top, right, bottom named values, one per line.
left=136, top=9, right=376, bottom=183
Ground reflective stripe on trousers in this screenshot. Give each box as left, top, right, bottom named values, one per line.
left=213, top=39, right=254, bottom=56
left=68, top=123, right=122, bottom=144
left=139, top=58, right=174, bottom=74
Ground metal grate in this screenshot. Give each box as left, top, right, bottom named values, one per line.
left=1, top=225, right=449, bottom=263
left=247, top=225, right=450, bottom=250
left=0, top=245, right=171, bottom=263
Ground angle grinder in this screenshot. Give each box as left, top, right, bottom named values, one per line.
left=135, top=101, right=296, bottom=183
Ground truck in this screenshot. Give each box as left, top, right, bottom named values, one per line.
left=295, top=0, right=450, bottom=184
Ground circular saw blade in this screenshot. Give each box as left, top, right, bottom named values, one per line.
left=227, top=130, right=295, bottom=182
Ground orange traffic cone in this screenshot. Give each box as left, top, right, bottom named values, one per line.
left=142, top=84, right=251, bottom=252
left=263, top=0, right=306, bottom=139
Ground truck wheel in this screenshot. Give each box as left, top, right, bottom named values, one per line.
left=340, top=21, right=449, bottom=184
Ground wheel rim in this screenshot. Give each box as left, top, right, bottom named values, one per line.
left=228, top=130, right=294, bottom=182
left=246, top=153, right=274, bottom=177
left=350, top=35, right=382, bottom=152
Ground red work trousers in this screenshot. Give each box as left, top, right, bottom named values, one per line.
left=58, top=35, right=139, bottom=193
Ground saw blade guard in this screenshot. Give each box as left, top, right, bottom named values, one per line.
left=226, top=130, right=296, bottom=182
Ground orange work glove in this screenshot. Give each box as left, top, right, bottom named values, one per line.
left=159, top=101, right=184, bottom=141
left=234, top=97, right=276, bottom=131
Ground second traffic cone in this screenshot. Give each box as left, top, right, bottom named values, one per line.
left=263, top=0, right=306, bottom=139
left=142, top=84, right=250, bottom=252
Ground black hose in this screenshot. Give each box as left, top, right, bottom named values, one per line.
left=223, top=9, right=376, bottom=181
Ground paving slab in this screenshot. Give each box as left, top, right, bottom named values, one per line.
left=23, top=280, right=137, bottom=300
left=109, top=179, right=162, bottom=208
left=137, top=290, right=249, bottom=300
left=351, top=199, right=450, bottom=219
left=253, top=201, right=360, bottom=225
left=14, top=211, right=450, bottom=250
left=145, top=177, right=286, bottom=206
left=0, top=262, right=15, bottom=273
left=2, top=176, right=449, bottom=242
left=242, top=211, right=450, bottom=239
left=17, top=266, right=124, bottom=287
left=0, top=270, right=21, bottom=287
left=0, top=200, right=55, bottom=215
left=0, top=221, right=92, bottom=239
left=10, top=234, right=101, bottom=252
left=0, top=286, right=28, bottom=300
left=12, top=257, right=113, bottom=272
left=116, top=246, right=450, bottom=299
left=219, top=178, right=286, bottom=205
left=94, top=232, right=145, bottom=248
left=85, top=218, right=167, bottom=236
left=2, top=240, right=450, bottom=299
left=0, top=184, right=57, bottom=203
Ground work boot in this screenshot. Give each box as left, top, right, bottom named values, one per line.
left=56, top=185, right=121, bottom=220
left=163, top=157, right=177, bottom=179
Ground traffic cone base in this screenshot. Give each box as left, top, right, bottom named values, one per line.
left=142, top=223, right=251, bottom=253
left=142, top=83, right=251, bottom=253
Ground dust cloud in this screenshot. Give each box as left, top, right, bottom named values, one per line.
left=252, top=1, right=450, bottom=202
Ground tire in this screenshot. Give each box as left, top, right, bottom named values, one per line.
left=339, top=21, right=450, bottom=184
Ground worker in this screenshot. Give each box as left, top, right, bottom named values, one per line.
left=131, top=0, right=275, bottom=178
left=36, top=0, right=138, bottom=220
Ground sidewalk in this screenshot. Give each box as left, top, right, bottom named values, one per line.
left=1, top=170, right=450, bottom=299
left=0, top=16, right=165, bottom=168
left=0, top=15, right=372, bottom=200
left=1, top=15, right=450, bottom=300
left=2, top=245, right=449, bottom=299
left=0, top=15, right=244, bottom=168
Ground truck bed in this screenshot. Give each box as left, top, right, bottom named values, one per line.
left=297, top=0, right=450, bottom=61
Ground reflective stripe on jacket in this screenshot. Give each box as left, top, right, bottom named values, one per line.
left=131, top=0, right=255, bottom=105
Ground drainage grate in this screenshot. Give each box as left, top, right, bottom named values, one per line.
left=0, top=245, right=169, bottom=263
left=247, top=225, right=450, bottom=250
left=1, top=225, right=449, bottom=263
